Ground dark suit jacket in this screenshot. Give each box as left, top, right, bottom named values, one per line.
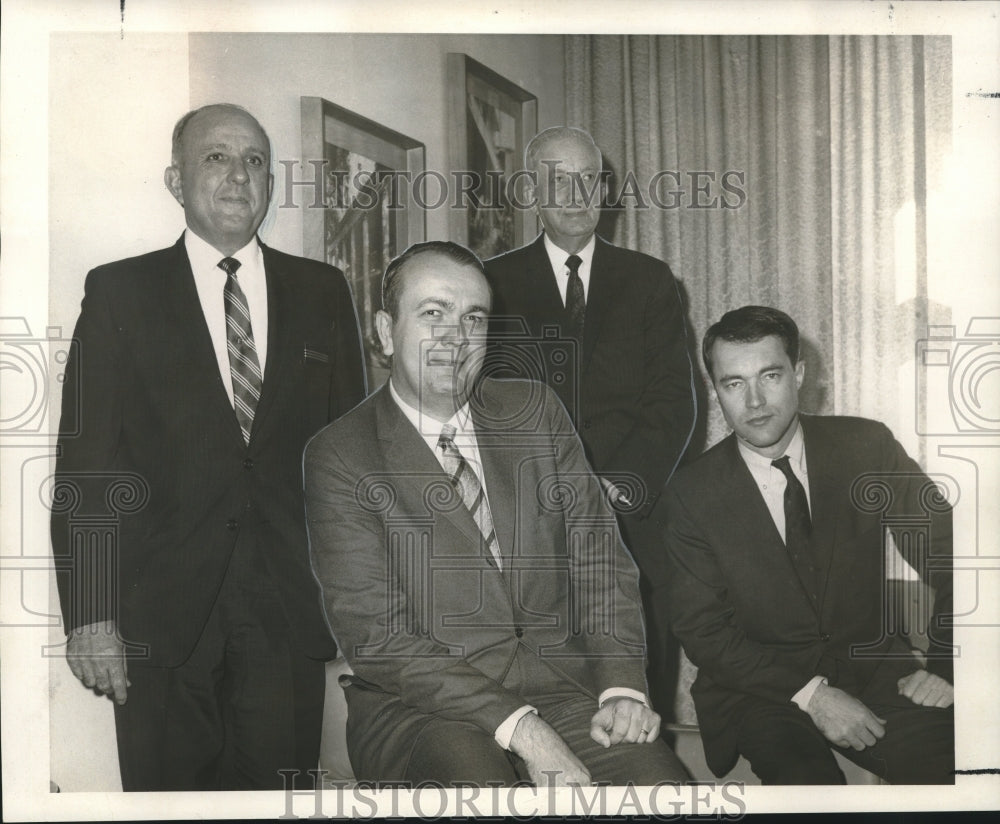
left=663, top=415, right=954, bottom=775
left=52, top=235, right=367, bottom=666
left=304, top=378, right=650, bottom=779
left=485, top=234, right=695, bottom=527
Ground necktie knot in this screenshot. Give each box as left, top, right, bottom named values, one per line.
left=565, top=254, right=583, bottom=275
left=438, top=424, right=458, bottom=451
left=772, top=454, right=812, bottom=535
left=218, top=256, right=241, bottom=277
left=771, top=455, right=794, bottom=477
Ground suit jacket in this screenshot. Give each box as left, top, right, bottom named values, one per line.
left=52, top=235, right=367, bottom=666
left=485, top=234, right=695, bottom=527
left=663, top=414, right=954, bottom=775
left=304, top=378, right=650, bottom=779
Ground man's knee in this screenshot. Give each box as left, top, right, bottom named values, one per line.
left=737, top=703, right=845, bottom=785
left=404, top=720, right=520, bottom=786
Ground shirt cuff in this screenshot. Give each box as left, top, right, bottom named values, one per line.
left=494, top=705, right=537, bottom=750
left=598, top=687, right=648, bottom=708
left=792, top=676, right=828, bottom=711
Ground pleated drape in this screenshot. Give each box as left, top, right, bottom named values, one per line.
left=566, top=34, right=949, bottom=452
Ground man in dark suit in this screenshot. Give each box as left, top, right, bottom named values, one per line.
left=663, top=305, right=954, bottom=784
left=484, top=127, right=696, bottom=714
left=51, top=103, right=367, bottom=790
left=304, top=241, right=687, bottom=786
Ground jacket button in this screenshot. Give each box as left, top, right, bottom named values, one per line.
left=583, top=420, right=592, bottom=430
left=243, top=458, right=254, bottom=470
left=227, top=519, right=238, bottom=531
left=820, top=633, right=831, bottom=642
left=515, top=627, right=524, bottom=638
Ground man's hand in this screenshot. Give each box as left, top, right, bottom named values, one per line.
left=66, top=620, right=129, bottom=705
left=509, top=712, right=591, bottom=786
left=805, top=682, right=885, bottom=751
left=897, top=669, right=953, bottom=708
left=590, top=696, right=661, bottom=748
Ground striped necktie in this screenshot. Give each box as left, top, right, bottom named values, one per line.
left=219, top=257, right=262, bottom=444
left=437, top=424, right=502, bottom=568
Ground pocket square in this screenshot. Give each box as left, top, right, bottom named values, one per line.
left=304, top=347, right=330, bottom=364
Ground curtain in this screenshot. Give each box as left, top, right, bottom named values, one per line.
left=566, top=34, right=951, bottom=449
left=565, top=35, right=951, bottom=723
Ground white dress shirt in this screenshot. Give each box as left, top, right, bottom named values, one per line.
left=736, top=421, right=826, bottom=709
left=543, top=233, right=596, bottom=305
left=185, top=230, right=268, bottom=406
left=387, top=379, right=647, bottom=749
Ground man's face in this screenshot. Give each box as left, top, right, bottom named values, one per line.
left=710, top=335, right=804, bottom=458
left=164, top=106, right=273, bottom=255
left=530, top=135, right=603, bottom=253
left=376, top=254, right=491, bottom=423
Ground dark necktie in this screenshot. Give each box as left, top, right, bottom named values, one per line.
left=219, top=257, right=262, bottom=444
left=438, top=425, right=501, bottom=568
left=564, top=254, right=585, bottom=340
left=772, top=455, right=816, bottom=596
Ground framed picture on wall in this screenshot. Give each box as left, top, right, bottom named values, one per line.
left=447, top=53, right=538, bottom=260
left=301, top=96, right=425, bottom=389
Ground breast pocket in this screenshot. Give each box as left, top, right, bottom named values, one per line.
left=301, top=344, right=334, bottom=430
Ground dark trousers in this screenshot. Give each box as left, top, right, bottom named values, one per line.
left=114, top=542, right=326, bottom=791
left=402, top=645, right=689, bottom=786
left=735, top=662, right=954, bottom=785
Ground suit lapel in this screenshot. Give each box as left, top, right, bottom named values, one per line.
left=718, top=436, right=820, bottom=616
left=582, top=236, right=618, bottom=373
left=249, top=241, right=294, bottom=443
left=525, top=234, right=566, bottom=324
left=799, top=416, right=840, bottom=609
left=374, top=387, right=489, bottom=555
left=471, top=383, right=517, bottom=564
left=162, top=236, right=245, bottom=445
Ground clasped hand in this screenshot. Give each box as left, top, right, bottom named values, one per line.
left=590, top=696, right=661, bottom=748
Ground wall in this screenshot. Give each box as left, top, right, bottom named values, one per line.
left=189, top=33, right=566, bottom=257
left=46, top=31, right=564, bottom=791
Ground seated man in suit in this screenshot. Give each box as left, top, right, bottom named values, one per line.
left=662, top=305, right=954, bottom=784
left=484, top=126, right=696, bottom=716
left=304, top=240, right=688, bottom=786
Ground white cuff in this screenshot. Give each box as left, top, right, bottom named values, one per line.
left=792, top=675, right=828, bottom=710
left=598, top=687, right=648, bottom=708
left=494, top=705, right=537, bottom=750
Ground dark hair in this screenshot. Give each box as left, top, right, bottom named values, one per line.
left=170, top=103, right=270, bottom=166
left=702, top=305, right=800, bottom=378
left=381, top=241, right=489, bottom=317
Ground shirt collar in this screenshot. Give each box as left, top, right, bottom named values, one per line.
left=543, top=232, right=596, bottom=276
left=737, top=417, right=807, bottom=475
left=184, top=230, right=261, bottom=274
left=388, top=379, right=474, bottom=440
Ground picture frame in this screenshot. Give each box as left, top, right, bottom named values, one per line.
left=447, top=53, right=538, bottom=260
left=300, top=96, right=425, bottom=388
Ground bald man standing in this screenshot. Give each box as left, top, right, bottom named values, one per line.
left=52, top=104, right=366, bottom=790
